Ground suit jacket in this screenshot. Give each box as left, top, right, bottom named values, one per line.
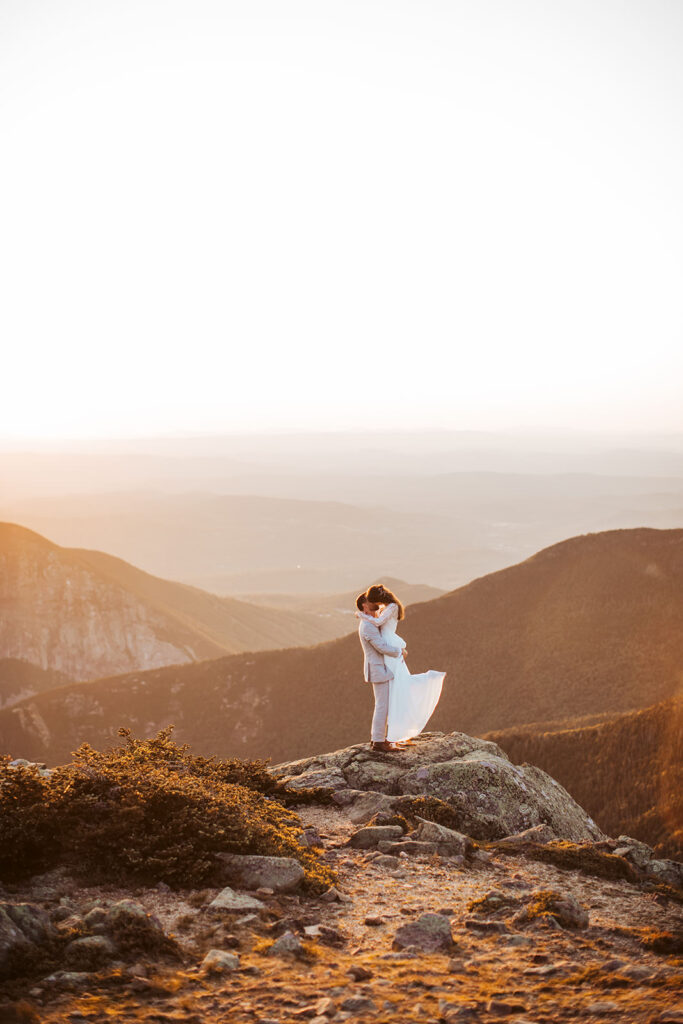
left=358, top=617, right=402, bottom=683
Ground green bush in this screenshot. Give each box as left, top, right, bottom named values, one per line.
left=0, top=728, right=335, bottom=892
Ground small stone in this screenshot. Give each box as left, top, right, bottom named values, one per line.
left=64, top=935, right=117, bottom=968
left=364, top=915, right=383, bottom=927
left=209, top=887, right=265, bottom=911
left=348, top=825, right=404, bottom=849
left=83, top=907, right=108, bottom=928
left=486, top=999, right=527, bottom=1014
left=602, top=958, right=626, bottom=971
left=393, top=912, right=455, bottom=952
left=43, top=971, right=92, bottom=988
left=217, top=854, right=305, bottom=893
left=373, top=855, right=400, bottom=869
left=347, top=965, right=373, bottom=980
left=499, top=934, right=533, bottom=948
left=495, top=824, right=556, bottom=846
left=267, top=930, right=304, bottom=956
left=315, top=997, right=336, bottom=1015
left=341, top=996, right=377, bottom=1012
left=621, top=964, right=654, bottom=981
left=585, top=1002, right=620, bottom=1014
left=320, top=886, right=352, bottom=903
left=464, top=918, right=509, bottom=933
left=104, top=899, right=164, bottom=938
left=201, top=949, right=240, bottom=973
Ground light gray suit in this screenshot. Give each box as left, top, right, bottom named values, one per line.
left=358, top=618, right=402, bottom=742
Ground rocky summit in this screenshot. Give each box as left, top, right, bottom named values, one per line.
left=272, top=730, right=605, bottom=843
left=1, top=731, right=681, bottom=1024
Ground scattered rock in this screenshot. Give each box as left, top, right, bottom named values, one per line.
left=267, top=930, right=304, bottom=956
left=209, top=887, right=265, bottom=911
left=499, top=934, right=534, bottom=947
left=347, top=965, right=373, bottom=981
left=374, top=854, right=400, bottom=869
left=4, top=903, right=56, bottom=947
left=347, top=792, right=400, bottom=825
left=348, top=825, right=404, bottom=849
left=64, top=935, right=117, bottom=969
left=613, top=835, right=653, bottom=869
left=217, top=854, right=305, bottom=893
left=0, top=905, right=32, bottom=977
left=495, top=823, right=556, bottom=846
left=516, top=890, right=589, bottom=930
left=341, top=995, right=377, bottom=1012
left=377, top=840, right=438, bottom=856
left=486, top=998, right=528, bottom=1014
left=412, top=818, right=474, bottom=856
left=364, top=915, right=383, bottom=927
left=393, top=912, right=455, bottom=952
left=0, top=902, right=57, bottom=978
left=585, top=1001, right=620, bottom=1014
left=82, top=907, right=107, bottom=929
left=200, top=949, right=240, bottom=973
left=43, top=971, right=92, bottom=988
left=299, top=827, right=323, bottom=848
left=464, top=918, right=509, bottom=933
left=320, top=886, right=352, bottom=903
left=645, top=859, right=683, bottom=888
left=467, top=889, right=521, bottom=916
left=104, top=900, right=165, bottom=942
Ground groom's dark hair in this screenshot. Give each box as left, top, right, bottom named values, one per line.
left=356, top=592, right=368, bottom=611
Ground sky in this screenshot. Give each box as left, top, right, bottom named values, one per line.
left=1, top=0, right=682, bottom=439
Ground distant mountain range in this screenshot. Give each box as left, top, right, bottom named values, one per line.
left=486, top=696, right=683, bottom=860
left=0, top=523, right=355, bottom=680
left=2, top=527, right=680, bottom=768
left=5, top=468, right=683, bottom=594
left=0, top=522, right=436, bottom=684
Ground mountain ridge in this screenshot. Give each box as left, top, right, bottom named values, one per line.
left=2, top=527, right=681, bottom=772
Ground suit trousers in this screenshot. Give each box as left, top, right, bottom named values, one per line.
left=371, top=679, right=390, bottom=741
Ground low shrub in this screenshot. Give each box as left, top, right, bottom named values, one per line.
left=0, top=728, right=335, bottom=892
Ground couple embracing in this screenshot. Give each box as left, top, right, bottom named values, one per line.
left=356, top=583, right=445, bottom=752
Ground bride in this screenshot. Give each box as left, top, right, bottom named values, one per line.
left=359, top=583, right=445, bottom=745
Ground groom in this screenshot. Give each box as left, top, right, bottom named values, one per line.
left=356, top=592, right=403, bottom=752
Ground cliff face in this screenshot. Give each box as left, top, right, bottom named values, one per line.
left=0, top=525, right=196, bottom=681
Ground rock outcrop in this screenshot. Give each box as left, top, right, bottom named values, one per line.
left=273, top=731, right=605, bottom=843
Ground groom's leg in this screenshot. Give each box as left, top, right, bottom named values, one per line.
left=371, top=681, right=389, bottom=742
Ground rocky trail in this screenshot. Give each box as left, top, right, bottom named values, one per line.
left=2, top=733, right=682, bottom=1023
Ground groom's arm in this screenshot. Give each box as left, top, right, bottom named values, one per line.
left=362, top=623, right=401, bottom=658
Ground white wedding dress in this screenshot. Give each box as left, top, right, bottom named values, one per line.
left=367, top=602, right=445, bottom=742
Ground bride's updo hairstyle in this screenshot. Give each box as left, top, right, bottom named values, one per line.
left=367, top=584, right=405, bottom=620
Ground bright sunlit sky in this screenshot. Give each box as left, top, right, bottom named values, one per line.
left=1, top=0, right=682, bottom=439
